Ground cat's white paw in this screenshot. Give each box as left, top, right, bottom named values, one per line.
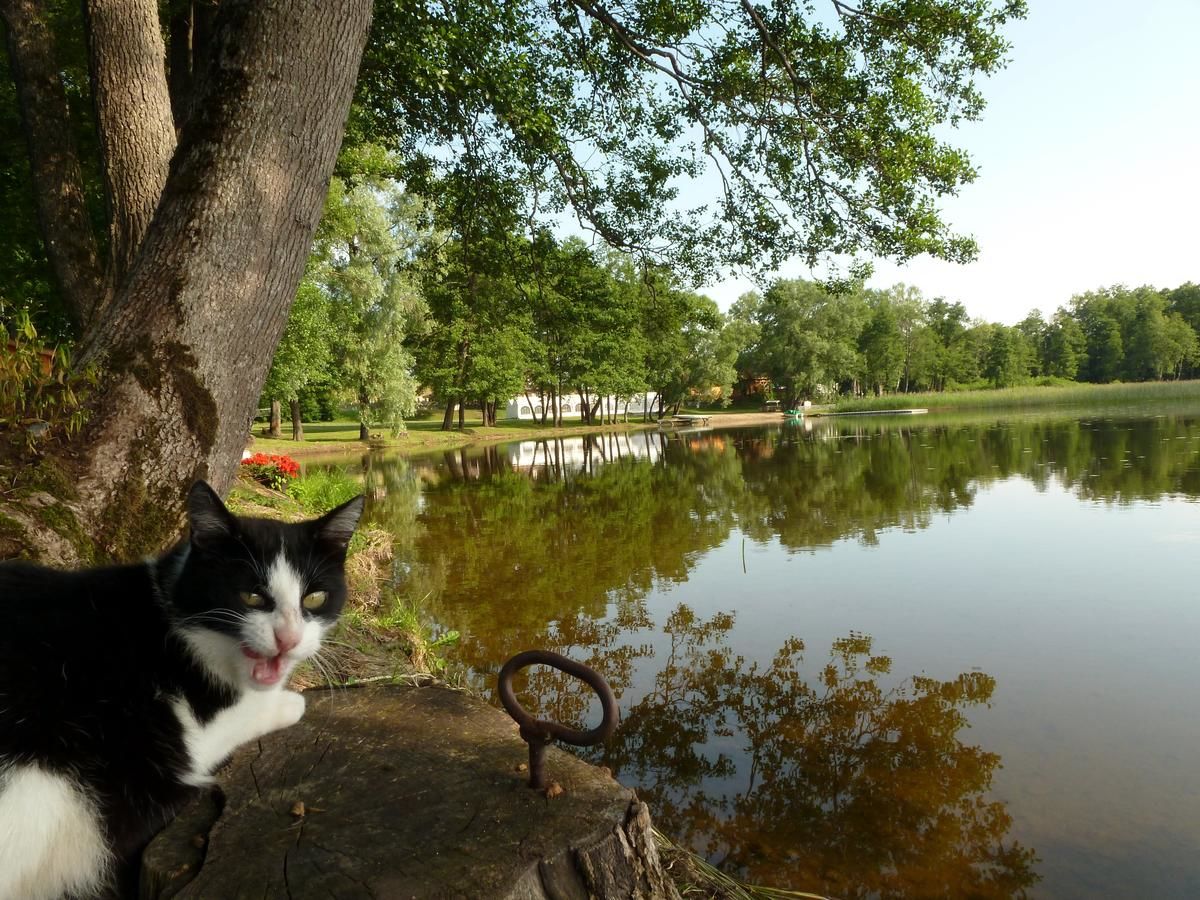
left=269, top=690, right=306, bottom=731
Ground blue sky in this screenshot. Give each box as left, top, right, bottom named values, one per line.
left=702, top=0, right=1200, bottom=324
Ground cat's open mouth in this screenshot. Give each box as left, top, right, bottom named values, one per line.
left=241, top=647, right=286, bottom=686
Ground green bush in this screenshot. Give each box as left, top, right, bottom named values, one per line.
left=0, top=303, right=95, bottom=452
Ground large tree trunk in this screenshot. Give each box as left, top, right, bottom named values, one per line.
left=57, top=0, right=372, bottom=561
left=0, top=0, right=106, bottom=331
left=83, top=0, right=176, bottom=304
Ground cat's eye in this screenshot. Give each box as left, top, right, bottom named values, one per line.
left=302, top=591, right=328, bottom=611
left=241, top=591, right=267, bottom=608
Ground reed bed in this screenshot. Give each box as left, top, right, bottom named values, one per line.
left=830, top=379, right=1200, bottom=414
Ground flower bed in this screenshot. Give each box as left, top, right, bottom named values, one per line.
left=239, top=453, right=300, bottom=491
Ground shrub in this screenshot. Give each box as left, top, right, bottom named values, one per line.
left=240, top=452, right=300, bottom=491
left=0, top=303, right=95, bottom=453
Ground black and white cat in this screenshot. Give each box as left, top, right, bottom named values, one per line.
left=0, top=481, right=363, bottom=899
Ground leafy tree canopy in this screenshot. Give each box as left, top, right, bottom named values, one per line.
left=353, top=0, right=1027, bottom=281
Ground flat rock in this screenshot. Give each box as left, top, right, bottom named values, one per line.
left=142, top=682, right=679, bottom=900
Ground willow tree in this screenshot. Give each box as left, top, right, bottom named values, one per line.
left=0, top=0, right=1024, bottom=561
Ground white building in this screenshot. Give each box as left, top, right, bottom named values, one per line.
left=504, top=391, right=662, bottom=421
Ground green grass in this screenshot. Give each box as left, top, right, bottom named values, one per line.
left=286, top=467, right=361, bottom=512
left=250, top=411, right=659, bottom=458
left=829, top=379, right=1200, bottom=414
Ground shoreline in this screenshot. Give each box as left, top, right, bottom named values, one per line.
left=250, top=418, right=660, bottom=460
left=249, top=412, right=795, bottom=461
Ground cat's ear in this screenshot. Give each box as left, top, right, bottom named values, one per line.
left=187, top=481, right=236, bottom=547
left=315, top=495, right=364, bottom=550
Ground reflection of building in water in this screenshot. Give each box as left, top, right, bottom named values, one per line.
left=505, top=392, right=661, bottom=421
left=508, top=432, right=664, bottom=476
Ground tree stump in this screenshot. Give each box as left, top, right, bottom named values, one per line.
left=141, top=682, right=680, bottom=899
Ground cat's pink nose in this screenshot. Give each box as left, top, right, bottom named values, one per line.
left=275, top=630, right=301, bottom=655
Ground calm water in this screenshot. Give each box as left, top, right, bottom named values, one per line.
left=332, top=411, right=1200, bottom=898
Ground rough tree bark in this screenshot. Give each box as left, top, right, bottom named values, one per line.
left=82, top=0, right=176, bottom=303
left=60, top=0, right=372, bottom=560
left=0, top=0, right=106, bottom=331
left=289, top=398, right=303, bottom=441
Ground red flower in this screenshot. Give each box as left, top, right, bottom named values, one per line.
left=241, top=453, right=300, bottom=489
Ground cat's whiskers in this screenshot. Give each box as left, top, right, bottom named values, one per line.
left=309, top=652, right=339, bottom=691
left=313, top=647, right=347, bottom=690
left=232, top=536, right=269, bottom=585
left=318, top=638, right=360, bottom=652
left=176, top=607, right=247, bottom=623
left=174, top=610, right=249, bottom=630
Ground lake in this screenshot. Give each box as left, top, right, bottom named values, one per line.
left=329, top=410, right=1200, bottom=899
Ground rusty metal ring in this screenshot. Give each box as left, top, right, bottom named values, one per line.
left=498, top=649, right=619, bottom=746
left=498, top=650, right=620, bottom=790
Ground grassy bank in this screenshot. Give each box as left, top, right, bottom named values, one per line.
left=250, top=412, right=660, bottom=459
left=829, top=379, right=1200, bottom=414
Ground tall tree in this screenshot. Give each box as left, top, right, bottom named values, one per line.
left=1123, top=290, right=1172, bottom=381
left=1015, top=310, right=1047, bottom=376
left=317, top=179, right=427, bottom=439
left=925, top=298, right=972, bottom=390
left=0, top=0, right=1025, bottom=561
left=1042, top=310, right=1086, bottom=380
left=858, top=292, right=904, bottom=395
left=982, top=325, right=1024, bottom=388
left=261, top=279, right=333, bottom=441
left=0, top=0, right=371, bottom=561
left=754, top=279, right=866, bottom=406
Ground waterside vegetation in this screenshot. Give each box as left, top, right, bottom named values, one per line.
left=829, top=378, right=1200, bottom=414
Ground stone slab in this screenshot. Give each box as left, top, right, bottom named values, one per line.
left=143, top=683, right=677, bottom=899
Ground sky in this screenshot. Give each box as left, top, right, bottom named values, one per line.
left=699, top=0, right=1200, bottom=324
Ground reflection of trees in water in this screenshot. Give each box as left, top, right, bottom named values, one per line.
left=406, top=446, right=746, bottom=674
left=730, top=414, right=1200, bottom=551
left=354, top=418, right=1200, bottom=609
left=597, top=608, right=1040, bottom=898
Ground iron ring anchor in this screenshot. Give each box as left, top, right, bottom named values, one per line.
left=497, top=649, right=620, bottom=790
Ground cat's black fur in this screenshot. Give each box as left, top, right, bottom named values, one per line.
left=0, top=481, right=363, bottom=896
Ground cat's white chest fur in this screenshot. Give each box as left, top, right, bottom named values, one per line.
left=172, top=689, right=306, bottom=786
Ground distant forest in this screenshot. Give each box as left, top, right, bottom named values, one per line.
left=731, top=280, right=1200, bottom=404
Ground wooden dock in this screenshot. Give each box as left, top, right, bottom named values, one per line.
left=662, top=414, right=712, bottom=427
